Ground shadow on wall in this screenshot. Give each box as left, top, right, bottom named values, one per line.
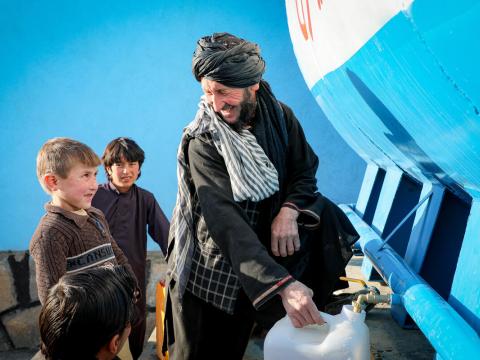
left=346, top=68, right=468, bottom=201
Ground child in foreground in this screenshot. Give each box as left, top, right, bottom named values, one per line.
left=37, top=265, right=137, bottom=360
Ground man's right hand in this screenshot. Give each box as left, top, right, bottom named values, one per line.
left=278, top=280, right=325, bottom=328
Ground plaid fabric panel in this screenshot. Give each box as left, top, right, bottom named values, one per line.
left=186, top=189, right=260, bottom=314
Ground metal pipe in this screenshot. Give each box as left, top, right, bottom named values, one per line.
left=339, top=204, right=480, bottom=359
left=352, top=293, right=391, bottom=313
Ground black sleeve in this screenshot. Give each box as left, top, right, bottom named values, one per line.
left=281, top=103, right=323, bottom=227
left=146, top=193, right=170, bottom=256
left=188, top=135, right=294, bottom=308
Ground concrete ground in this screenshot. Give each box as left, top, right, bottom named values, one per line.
left=141, top=255, right=435, bottom=360
left=2, top=256, right=435, bottom=359
left=340, top=256, right=434, bottom=360
left=239, top=255, right=435, bottom=360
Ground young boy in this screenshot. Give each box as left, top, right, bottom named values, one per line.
left=37, top=265, right=137, bottom=360
left=30, top=137, right=135, bottom=304
left=92, top=137, right=169, bottom=360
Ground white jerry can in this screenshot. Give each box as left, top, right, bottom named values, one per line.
left=264, top=305, right=370, bottom=360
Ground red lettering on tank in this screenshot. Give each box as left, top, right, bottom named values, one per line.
left=295, top=0, right=323, bottom=41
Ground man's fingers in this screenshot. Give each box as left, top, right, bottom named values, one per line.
left=293, top=234, right=301, bottom=252
left=274, top=236, right=298, bottom=257
left=306, top=301, right=325, bottom=325
left=271, top=208, right=300, bottom=257
left=301, top=308, right=317, bottom=325
left=292, top=297, right=317, bottom=326
left=289, top=314, right=302, bottom=328
left=312, top=310, right=326, bottom=325
left=271, top=235, right=279, bottom=256
left=289, top=308, right=310, bottom=327
left=280, top=281, right=324, bottom=328
left=304, top=299, right=324, bottom=325
left=287, top=232, right=300, bottom=254
left=286, top=237, right=295, bottom=255
left=271, top=233, right=287, bottom=257
left=279, top=236, right=288, bottom=257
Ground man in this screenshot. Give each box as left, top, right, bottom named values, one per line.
left=165, top=32, right=358, bottom=359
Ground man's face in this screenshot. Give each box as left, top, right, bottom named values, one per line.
left=201, top=78, right=258, bottom=129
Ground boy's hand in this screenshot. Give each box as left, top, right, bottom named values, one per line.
left=156, top=273, right=166, bottom=286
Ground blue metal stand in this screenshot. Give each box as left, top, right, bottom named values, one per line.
left=448, top=199, right=480, bottom=334
left=392, top=182, right=445, bottom=327
left=341, top=204, right=480, bottom=359
left=360, top=166, right=421, bottom=281
left=355, top=163, right=385, bottom=223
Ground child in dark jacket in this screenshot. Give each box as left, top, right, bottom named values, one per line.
left=93, top=137, right=169, bottom=360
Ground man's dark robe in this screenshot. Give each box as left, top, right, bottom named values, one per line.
left=182, top=102, right=358, bottom=323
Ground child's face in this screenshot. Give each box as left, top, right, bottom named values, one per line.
left=107, top=158, right=140, bottom=193
left=51, top=164, right=98, bottom=212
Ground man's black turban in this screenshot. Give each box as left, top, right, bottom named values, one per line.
left=192, top=32, right=266, bottom=88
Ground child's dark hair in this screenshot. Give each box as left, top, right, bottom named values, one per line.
left=102, top=137, right=145, bottom=180
left=39, top=265, right=137, bottom=360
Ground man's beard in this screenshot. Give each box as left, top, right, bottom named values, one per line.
left=222, top=89, right=257, bottom=132
left=232, top=98, right=256, bottom=131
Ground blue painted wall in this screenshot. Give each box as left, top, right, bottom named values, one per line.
left=0, top=0, right=365, bottom=251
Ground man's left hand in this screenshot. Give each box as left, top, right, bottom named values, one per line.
left=271, top=206, right=300, bottom=257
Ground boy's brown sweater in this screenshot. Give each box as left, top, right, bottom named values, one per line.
left=30, top=203, right=134, bottom=304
